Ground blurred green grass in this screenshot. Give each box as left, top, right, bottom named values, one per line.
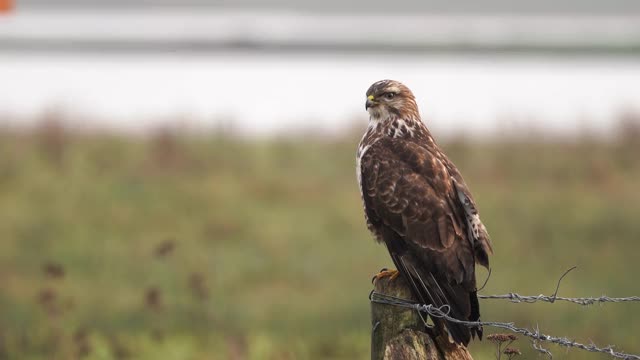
left=0, top=120, right=639, bottom=359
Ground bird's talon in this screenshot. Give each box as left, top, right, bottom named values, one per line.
left=372, top=269, right=400, bottom=283
left=389, top=270, right=400, bottom=280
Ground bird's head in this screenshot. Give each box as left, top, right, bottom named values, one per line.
left=365, top=80, right=419, bottom=121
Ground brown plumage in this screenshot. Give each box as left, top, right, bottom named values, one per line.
left=357, top=80, right=493, bottom=345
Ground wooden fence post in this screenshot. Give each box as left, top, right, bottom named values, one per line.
left=371, top=276, right=474, bottom=360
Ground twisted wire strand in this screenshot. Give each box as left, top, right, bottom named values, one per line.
left=478, top=293, right=640, bottom=305
left=477, top=266, right=640, bottom=306
left=370, top=291, right=640, bottom=360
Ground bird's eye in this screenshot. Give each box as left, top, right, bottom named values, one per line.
left=384, top=93, right=395, bottom=100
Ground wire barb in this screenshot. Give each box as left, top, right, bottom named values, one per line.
left=476, top=267, right=492, bottom=292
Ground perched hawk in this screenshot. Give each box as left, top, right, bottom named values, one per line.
left=357, top=80, right=493, bottom=345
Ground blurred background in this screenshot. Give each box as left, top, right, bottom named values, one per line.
left=0, top=0, right=639, bottom=359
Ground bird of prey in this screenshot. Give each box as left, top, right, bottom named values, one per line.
left=357, top=80, right=493, bottom=346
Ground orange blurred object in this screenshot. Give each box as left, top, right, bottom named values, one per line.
left=0, top=0, right=13, bottom=12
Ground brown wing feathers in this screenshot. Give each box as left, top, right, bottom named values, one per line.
left=362, top=139, right=482, bottom=345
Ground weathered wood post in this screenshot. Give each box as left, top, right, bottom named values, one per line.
left=371, top=276, right=474, bottom=360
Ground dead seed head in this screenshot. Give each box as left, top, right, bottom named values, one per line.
left=145, top=287, right=162, bottom=311
left=504, top=348, right=522, bottom=355
left=43, top=262, right=65, bottom=279
left=487, top=333, right=517, bottom=343
left=154, top=239, right=176, bottom=258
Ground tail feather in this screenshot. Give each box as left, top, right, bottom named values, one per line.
left=394, top=254, right=480, bottom=346
left=382, top=229, right=481, bottom=346
left=470, top=290, right=482, bottom=340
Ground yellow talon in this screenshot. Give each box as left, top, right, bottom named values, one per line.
left=372, top=269, right=400, bottom=283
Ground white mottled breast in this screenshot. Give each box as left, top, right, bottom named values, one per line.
left=356, top=120, right=381, bottom=196
left=356, top=143, right=369, bottom=197
left=386, top=119, right=416, bottom=138
left=356, top=140, right=373, bottom=232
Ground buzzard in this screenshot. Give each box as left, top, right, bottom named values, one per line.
left=357, top=80, right=493, bottom=346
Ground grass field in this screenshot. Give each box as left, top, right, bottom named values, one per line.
left=0, top=119, right=639, bottom=359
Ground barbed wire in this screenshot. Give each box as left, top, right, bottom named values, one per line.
left=477, top=267, right=640, bottom=305
left=532, top=338, right=553, bottom=358
left=369, top=267, right=639, bottom=359
left=479, top=292, right=640, bottom=305
left=370, top=291, right=640, bottom=360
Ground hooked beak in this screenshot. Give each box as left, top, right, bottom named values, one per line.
left=365, top=95, right=376, bottom=110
